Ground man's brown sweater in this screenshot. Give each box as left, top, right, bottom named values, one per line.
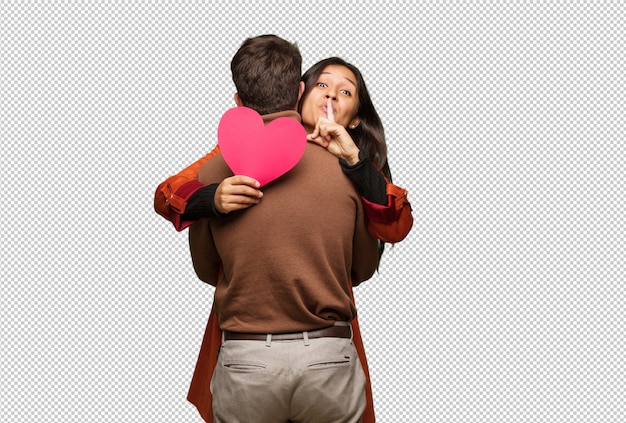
left=189, top=113, right=378, bottom=334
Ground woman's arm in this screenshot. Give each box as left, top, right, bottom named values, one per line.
left=154, top=146, right=221, bottom=230
left=155, top=144, right=412, bottom=241
left=363, top=182, right=413, bottom=243
left=340, top=149, right=413, bottom=243
left=154, top=145, right=262, bottom=231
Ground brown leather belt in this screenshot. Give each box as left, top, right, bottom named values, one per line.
left=224, top=325, right=351, bottom=341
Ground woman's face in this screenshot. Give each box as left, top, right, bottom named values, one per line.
left=300, top=64, right=360, bottom=132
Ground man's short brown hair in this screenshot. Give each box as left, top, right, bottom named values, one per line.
left=231, top=35, right=302, bottom=115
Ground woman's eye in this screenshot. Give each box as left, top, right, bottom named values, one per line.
left=317, top=82, right=327, bottom=88
left=341, top=89, right=352, bottom=96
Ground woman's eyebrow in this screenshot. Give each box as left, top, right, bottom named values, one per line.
left=321, top=72, right=357, bottom=89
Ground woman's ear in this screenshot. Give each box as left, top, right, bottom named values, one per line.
left=349, top=116, right=361, bottom=129
left=234, top=93, right=244, bottom=107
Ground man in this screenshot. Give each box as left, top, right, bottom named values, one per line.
left=188, top=35, right=378, bottom=422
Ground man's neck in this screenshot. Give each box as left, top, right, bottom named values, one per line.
left=261, top=109, right=301, bottom=125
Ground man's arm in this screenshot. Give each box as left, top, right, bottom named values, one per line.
left=188, top=218, right=221, bottom=286
left=350, top=199, right=380, bottom=286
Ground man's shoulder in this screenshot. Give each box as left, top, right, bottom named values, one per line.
left=197, top=152, right=230, bottom=185
left=301, top=143, right=342, bottom=169
left=295, top=143, right=359, bottom=195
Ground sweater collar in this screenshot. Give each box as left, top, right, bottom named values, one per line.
left=261, top=110, right=302, bottom=125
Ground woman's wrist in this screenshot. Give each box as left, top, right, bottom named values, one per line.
left=342, top=147, right=361, bottom=165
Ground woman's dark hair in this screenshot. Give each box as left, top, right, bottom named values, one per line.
left=299, top=57, right=392, bottom=182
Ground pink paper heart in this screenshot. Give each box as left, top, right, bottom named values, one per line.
left=217, top=107, right=306, bottom=187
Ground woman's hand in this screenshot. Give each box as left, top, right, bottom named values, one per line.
left=307, top=98, right=361, bottom=165
left=214, top=175, right=263, bottom=214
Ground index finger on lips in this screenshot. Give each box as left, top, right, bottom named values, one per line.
left=326, top=98, right=335, bottom=122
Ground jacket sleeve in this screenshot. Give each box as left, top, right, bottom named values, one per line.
left=154, top=145, right=221, bottom=231
left=363, top=182, right=413, bottom=243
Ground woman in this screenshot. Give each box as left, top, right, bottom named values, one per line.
left=155, top=58, right=412, bottom=423
left=300, top=57, right=411, bottom=250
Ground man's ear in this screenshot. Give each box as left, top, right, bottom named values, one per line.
left=297, top=81, right=305, bottom=103
left=234, top=93, right=244, bottom=107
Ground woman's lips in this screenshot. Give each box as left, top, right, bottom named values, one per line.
left=321, top=104, right=335, bottom=114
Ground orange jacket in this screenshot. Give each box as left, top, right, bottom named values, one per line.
left=154, top=145, right=413, bottom=243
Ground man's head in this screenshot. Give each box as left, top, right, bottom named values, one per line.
left=231, top=35, right=303, bottom=115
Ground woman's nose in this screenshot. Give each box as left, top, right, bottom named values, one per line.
left=325, top=93, right=337, bottom=100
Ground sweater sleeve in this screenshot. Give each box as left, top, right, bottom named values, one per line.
left=189, top=218, right=221, bottom=286
left=351, top=192, right=380, bottom=286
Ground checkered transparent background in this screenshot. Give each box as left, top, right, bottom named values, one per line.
left=2, top=1, right=625, bottom=422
